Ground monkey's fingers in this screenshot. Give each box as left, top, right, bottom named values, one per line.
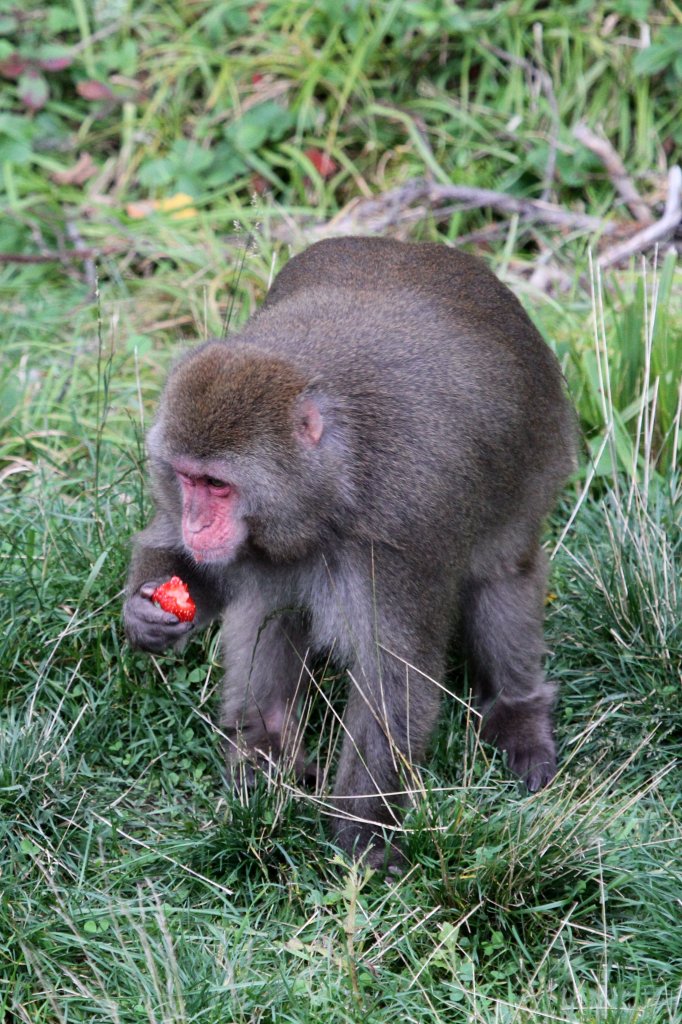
left=506, top=746, right=557, bottom=793
left=524, top=759, right=556, bottom=793
left=131, top=592, right=187, bottom=625
left=124, top=591, right=193, bottom=652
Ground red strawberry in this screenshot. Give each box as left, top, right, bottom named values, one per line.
left=151, top=576, right=196, bottom=622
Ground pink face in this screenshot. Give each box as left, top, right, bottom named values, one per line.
left=173, top=461, right=248, bottom=564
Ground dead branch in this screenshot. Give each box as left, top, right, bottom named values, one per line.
left=277, top=177, right=617, bottom=243
left=430, top=182, right=613, bottom=233
left=573, top=123, right=653, bottom=223
left=8, top=167, right=674, bottom=283
left=598, top=165, right=682, bottom=268
left=0, top=244, right=124, bottom=264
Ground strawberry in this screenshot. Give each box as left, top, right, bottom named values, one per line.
left=151, top=576, right=196, bottom=622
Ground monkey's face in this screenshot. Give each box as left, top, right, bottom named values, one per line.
left=163, top=441, right=334, bottom=566
left=147, top=341, right=353, bottom=566
left=171, top=457, right=249, bottom=564
left=149, top=405, right=331, bottom=567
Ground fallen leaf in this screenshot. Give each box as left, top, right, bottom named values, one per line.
left=155, top=192, right=197, bottom=218
left=304, top=147, right=337, bottom=179
left=52, top=152, right=97, bottom=186
left=126, top=199, right=156, bottom=220
left=77, top=79, right=114, bottom=102
left=126, top=192, right=197, bottom=220
left=248, top=3, right=268, bottom=22
left=0, top=53, right=29, bottom=78
left=38, top=55, right=73, bottom=72
left=250, top=172, right=269, bottom=194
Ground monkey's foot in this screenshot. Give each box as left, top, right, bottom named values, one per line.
left=331, top=820, right=407, bottom=875
left=508, top=742, right=556, bottom=793
left=223, top=745, right=318, bottom=790
left=481, top=694, right=557, bottom=792
left=363, top=840, right=406, bottom=877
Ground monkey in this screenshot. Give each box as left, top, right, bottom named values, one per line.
left=123, top=236, right=577, bottom=868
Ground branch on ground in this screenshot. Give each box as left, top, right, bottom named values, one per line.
left=281, top=178, right=617, bottom=241
left=573, top=123, right=654, bottom=224
left=3, top=167, right=679, bottom=275
left=280, top=170, right=681, bottom=271
left=0, top=244, right=124, bottom=264
left=597, top=165, right=682, bottom=269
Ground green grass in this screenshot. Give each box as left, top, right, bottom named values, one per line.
left=2, top=1, right=681, bottom=1021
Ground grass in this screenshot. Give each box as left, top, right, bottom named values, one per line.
left=1, top=1, right=681, bottom=1021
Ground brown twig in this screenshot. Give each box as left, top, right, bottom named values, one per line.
left=573, top=122, right=653, bottom=223
left=429, top=182, right=612, bottom=232
left=598, top=165, right=682, bottom=268
left=278, top=178, right=618, bottom=242
left=0, top=244, right=124, bottom=264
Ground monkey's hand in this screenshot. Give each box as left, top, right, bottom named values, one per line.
left=123, top=582, right=194, bottom=653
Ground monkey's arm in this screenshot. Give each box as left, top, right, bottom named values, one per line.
left=123, top=520, right=228, bottom=653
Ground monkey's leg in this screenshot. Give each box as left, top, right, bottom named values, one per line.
left=220, top=593, right=312, bottom=783
left=463, top=550, right=557, bottom=792
left=331, top=640, right=443, bottom=869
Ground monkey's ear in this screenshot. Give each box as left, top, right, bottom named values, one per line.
left=295, top=396, right=324, bottom=447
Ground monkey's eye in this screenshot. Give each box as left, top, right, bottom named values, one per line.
left=205, top=476, right=230, bottom=493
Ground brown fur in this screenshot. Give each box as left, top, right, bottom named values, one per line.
left=163, top=348, right=307, bottom=457
left=123, top=236, right=577, bottom=868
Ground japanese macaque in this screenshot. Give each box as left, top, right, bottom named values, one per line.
left=123, top=236, right=577, bottom=867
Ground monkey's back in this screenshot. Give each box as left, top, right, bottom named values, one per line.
left=242, top=237, right=577, bottom=554
left=266, top=236, right=533, bottom=338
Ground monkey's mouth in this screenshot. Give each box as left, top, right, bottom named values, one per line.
left=187, top=542, right=240, bottom=565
